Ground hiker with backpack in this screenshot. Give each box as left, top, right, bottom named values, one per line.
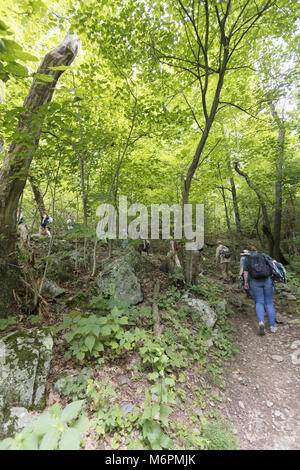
left=17, top=209, right=29, bottom=249
left=216, top=241, right=232, bottom=283
left=38, top=211, right=52, bottom=238
left=120, top=229, right=128, bottom=249
left=242, top=249, right=285, bottom=335
left=67, top=213, right=73, bottom=230
left=142, top=239, right=150, bottom=254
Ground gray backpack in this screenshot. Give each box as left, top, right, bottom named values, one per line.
left=221, top=246, right=231, bottom=259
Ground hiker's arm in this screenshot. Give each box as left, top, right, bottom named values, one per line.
left=239, top=263, right=244, bottom=279
left=244, top=271, right=249, bottom=289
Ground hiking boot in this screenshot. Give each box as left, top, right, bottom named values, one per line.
left=258, top=322, right=265, bottom=336
left=270, top=326, right=277, bottom=333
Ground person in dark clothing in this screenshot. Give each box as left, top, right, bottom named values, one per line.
left=243, top=251, right=277, bottom=335
left=39, top=211, right=52, bottom=238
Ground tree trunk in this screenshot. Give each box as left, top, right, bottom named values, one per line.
left=222, top=133, right=242, bottom=237
left=29, top=174, right=46, bottom=217
left=233, top=161, right=288, bottom=264
left=227, top=158, right=241, bottom=236
left=0, top=33, right=79, bottom=318
left=269, top=100, right=285, bottom=261
left=217, top=163, right=231, bottom=233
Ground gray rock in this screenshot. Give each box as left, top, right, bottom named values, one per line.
left=43, top=279, right=65, bottom=298
left=275, top=313, right=286, bottom=324
left=181, top=294, right=217, bottom=328
left=0, top=328, right=53, bottom=438
left=273, top=410, right=285, bottom=420
left=117, top=375, right=130, bottom=386
left=283, top=293, right=297, bottom=301
left=2, top=407, right=37, bottom=436
left=275, top=284, right=292, bottom=292
left=291, top=340, right=300, bottom=350
left=204, top=338, right=214, bottom=348
left=291, top=350, right=300, bottom=366
left=96, top=247, right=152, bottom=305
left=120, top=402, right=135, bottom=418
left=271, top=355, right=284, bottom=363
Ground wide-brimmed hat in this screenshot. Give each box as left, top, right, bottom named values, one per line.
left=240, top=249, right=250, bottom=255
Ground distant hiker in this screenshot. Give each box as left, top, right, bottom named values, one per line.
left=138, top=239, right=150, bottom=254
left=242, top=250, right=277, bottom=335
left=67, top=213, right=73, bottom=230
left=120, top=229, right=128, bottom=249
left=216, top=241, right=232, bottom=283
left=17, top=208, right=25, bottom=225
left=39, top=211, right=52, bottom=238
left=17, top=209, right=28, bottom=249
left=239, top=249, right=251, bottom=296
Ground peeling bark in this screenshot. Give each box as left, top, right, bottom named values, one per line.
left=0, top=33, right=80, bottom=318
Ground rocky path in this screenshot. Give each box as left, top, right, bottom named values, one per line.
left=219, top=293, right=300, bottom=450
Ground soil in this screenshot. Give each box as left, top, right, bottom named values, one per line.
left=219, top=286, right=300, bottom=450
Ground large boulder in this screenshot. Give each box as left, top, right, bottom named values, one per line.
left=0, top=329, right=53, bottom=437
left=181, top=293, right=217, bottom=328
left=96, top=247, right=153, bottom=305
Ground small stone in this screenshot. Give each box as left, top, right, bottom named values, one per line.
left=117, top=375, right=130, bottom=386
left=291, top=340, right=300, bottom=350
left=43, top=279, right=65, bottom=297
left=238, top=401, right=245, bottom=409
left=266, top=401, right=273, bottom=408
left=204, top=338, right=214, bottom=348
left=284, top=294, right=297, bottom=301
left=271, top=355, right=284, bottom=363
left=120, top=402, right=135, bottom=418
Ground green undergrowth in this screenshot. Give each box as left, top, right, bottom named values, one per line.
left=1, top=275, right=240, bottom=450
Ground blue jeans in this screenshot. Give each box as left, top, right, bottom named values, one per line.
left=249, top=277, right=276, bottom=327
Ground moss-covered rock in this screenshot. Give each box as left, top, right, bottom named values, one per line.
left=0, top=328, right=53, bottom=438
left=97, top=247, right=153, bottom=305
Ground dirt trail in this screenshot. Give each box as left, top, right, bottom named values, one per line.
left=219, top=290, right=300, bottom=450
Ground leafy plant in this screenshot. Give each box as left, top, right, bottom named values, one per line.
left=56, top=368, right=94, bottom=400
left=139, top=378, right=175, bottom=450
left=158, top=286, right=182, bottom=310
left=0, top=401, right=90, bottom=450
left=60, top=306, right=129, bottom=364
left=28, top=315, right=42, bottom=325
left=189, top=278, right=225, bottom=306
left=86, top=378, right=138, bottom=437
left=0, top=316, right=16, bottom=331
left=171, top=421, right=209, bottom=450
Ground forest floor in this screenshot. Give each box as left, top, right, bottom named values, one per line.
left=3, top=239, right=300, bottom=450
left=216, top=282, right=300, bottom=450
